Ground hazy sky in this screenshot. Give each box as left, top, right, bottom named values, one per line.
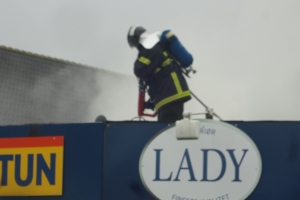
left=1, top=0, right=300, bottom=121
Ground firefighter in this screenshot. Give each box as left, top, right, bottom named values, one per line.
left=127, top=25, right=191, bottom=122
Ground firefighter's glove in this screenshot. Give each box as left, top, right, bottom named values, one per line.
left=138, top=80, right=146, bottom=92
left=145, top=99, right=155, bottom=110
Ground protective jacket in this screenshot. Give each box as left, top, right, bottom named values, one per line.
left=134, top=42, right=191, bottom=112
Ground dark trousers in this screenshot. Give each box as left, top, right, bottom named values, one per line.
left=157, top=102, right=184, bottom=122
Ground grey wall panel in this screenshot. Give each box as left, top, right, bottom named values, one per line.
left=0, top=46, right=138, bottom=125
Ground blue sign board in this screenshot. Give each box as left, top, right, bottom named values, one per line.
left=0, top=121, right=299, bottom=199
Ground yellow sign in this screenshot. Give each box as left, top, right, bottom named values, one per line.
left=0, top=136, right=64, bottom=196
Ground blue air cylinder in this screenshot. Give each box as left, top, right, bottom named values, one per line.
left=160, top=30, right=193, bottom=68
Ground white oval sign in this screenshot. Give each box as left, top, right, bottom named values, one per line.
left=139, top=119, right=262, bottom=200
